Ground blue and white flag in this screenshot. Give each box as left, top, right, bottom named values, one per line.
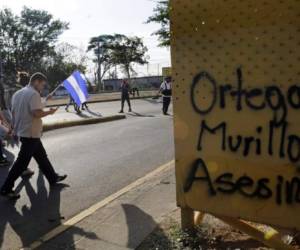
left=63, top=71, right=89, bottom=106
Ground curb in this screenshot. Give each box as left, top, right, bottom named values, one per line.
left=43, top=114, right=126, bottom=132
left=46, top=95, right=157, bottom=108
left=26, top=161, right=174, bottom=250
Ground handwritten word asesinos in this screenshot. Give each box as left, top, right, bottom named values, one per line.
left=184, top=159, right=300, bottom=205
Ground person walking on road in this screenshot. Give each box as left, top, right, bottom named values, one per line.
left=158, top=77, right=172, bottom=115
left=119, top=80, right=132, bottom=113
left=65, top=94, right=80, bottom=114
left=0, top=73, right=67, bottom=200
left=81, top=102, right=89, bottom=111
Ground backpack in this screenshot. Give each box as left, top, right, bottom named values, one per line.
left=162, top=82, right=172, bottom=96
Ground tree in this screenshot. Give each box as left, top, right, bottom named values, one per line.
left=0, top=8, right=20, bottom=108
left=0, top=7, right=68, bottom=85
left=87, top=35, right=115, bottom=90
left=0, top=6, right=68, bottom=107
left=110, top=34, right=148, bottom=80
left=43, top=43, right=87, bottom=90
left=146, top=0, right=170, bottom=47
left=56, top=42, right=88, bottom=67
left=45, top=61, right=86, bottom=90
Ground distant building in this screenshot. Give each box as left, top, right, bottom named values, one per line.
left=103, top=76, right=163, bottom=91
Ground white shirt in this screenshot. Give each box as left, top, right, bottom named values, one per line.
left=160, top=81, right=172, bottom=97
left=160, top=81, right=172, bottom=90
left=12, top=85, right=44, bottom=138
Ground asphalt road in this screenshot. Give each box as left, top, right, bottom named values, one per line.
left=0, top=98, right=174, bottom=249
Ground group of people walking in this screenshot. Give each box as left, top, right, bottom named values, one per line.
left=0, top=74, right=172, bottom=200
left=63, top=77, right=172, bottom=115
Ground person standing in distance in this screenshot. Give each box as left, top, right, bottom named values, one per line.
left=0, top=73, right=67, bottom=200
left=158, top=76, right=172, bottom=115
left=119, top=80, right=132, bottom=113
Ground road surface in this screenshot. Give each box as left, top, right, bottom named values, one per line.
left=0, top=99, right=174, bottom=249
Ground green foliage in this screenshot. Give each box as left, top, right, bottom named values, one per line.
left=0, top=7, right=68, bottom=86
left=109, top=34, right=148, bottom=79
left=44, top=52, right=87, bottom=90
left=146, top=0, right=170, bottom=47
left=87, top=35, right=115, bottom=90
left=43, top=42, right=87, bottom=90
left=88, top=34, right=148, bottom=85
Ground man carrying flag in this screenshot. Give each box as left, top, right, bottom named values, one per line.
left=63, top=71, right=89, bottom=108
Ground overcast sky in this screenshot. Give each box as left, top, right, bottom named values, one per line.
left=1, top=0, right=171, bottom=76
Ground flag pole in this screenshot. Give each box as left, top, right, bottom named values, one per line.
left=46, top=83, right=63, bottom=100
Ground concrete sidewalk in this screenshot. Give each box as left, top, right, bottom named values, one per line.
left=41, top=97, right=165, bottom=131
left=42, top=102, right=126, bottom=131
left=47, top=90, right=157, bottom=107
left=43, top=102, right=122, bottom=124
left=35, top=164, right=176, bottom=250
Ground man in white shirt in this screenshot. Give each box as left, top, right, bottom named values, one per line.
left=158, top=77, right=172, bottom=115
left=1, top=73, right=67, bottom=200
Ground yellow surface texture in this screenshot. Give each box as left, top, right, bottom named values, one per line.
left=171, top=0, right=300, bottom=230
left=162, top=67, right=172, bottom=77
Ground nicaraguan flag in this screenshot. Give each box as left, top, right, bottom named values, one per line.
left=63, top=71, right=89, bottom=106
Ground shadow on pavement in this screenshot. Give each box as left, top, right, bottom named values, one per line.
left=67, top=108, right=102, bottom=118
left=122, top=204, right=168, bottom=249
left=127, top=112, right=155, bottom=118
left=0, top=171, right=68, bottom=248
left=144, top=98, right=162, bottom=104
left=75, top=112, right=91, bottom=119
left=85, top=107, right=103, bottom=117
left=0, top=171, right=71, bottom=249
left=0, top=169, right=99, bottom=250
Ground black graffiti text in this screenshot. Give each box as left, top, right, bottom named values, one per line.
left=197, top=119, right=300, bottom=164
left=184, top=159, right=300, bottom=205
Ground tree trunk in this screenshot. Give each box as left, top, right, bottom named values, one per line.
left=126, top=64, right=131, bottom=83
left=97, top=63, right=102, bottom=91
left=97, top=42, right=103, bottom=92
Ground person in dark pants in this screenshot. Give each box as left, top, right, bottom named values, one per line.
left=119, top=80, right=132, bottom=113
left=65, top=95, right=80, bottom=113
left=158, top=77, right=172, bottom=115
left=131, top=87, right=140, bottom=97
left=0, top=73, right=67, bottom=200
left=81, top=102, right=89, bottom=111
